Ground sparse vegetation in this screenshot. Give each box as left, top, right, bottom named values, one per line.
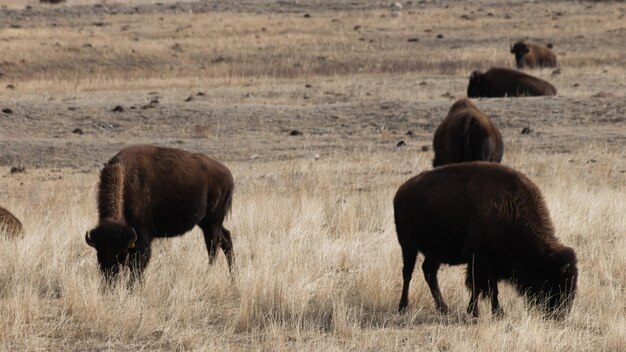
left=0, top=0, right=624, bottom=350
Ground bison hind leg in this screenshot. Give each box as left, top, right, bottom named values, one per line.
left=220, top=227, right=235, bottom=274
left=398, top=244, right=418, bottom=313
left=422, top=258, right=449, bottom=314
left=199, top=217, right=235, bottom=274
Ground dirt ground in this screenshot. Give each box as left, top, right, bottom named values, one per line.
left=0, top=0, right=625, bottom=351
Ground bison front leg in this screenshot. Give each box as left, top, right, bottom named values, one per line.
left=128, top=244, right=152, bottom=284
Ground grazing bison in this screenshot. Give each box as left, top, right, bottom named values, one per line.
left=432, top=98, right=504, bottom=167
left=0, top=206, right=23, bottom=238
left=467, top=67, right=557, bottom=97
left=394, top=162, right=578, bottom=318
left=85, top=145, right=235, bottom=282
left=510, top=41, right=557, bottom=69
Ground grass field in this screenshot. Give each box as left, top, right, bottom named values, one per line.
left=0, top=0, right=625, bottom=350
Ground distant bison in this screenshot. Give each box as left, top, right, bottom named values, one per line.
left=511, top=41, right=557, bottom=69
left=467, top=67, right=557, bottom=97
left=85, top=145, right=235, bottom=282
left=432, top=98, right=503, bottom=167
left=0, top=206, right=23, bottom=238
left=394, top=162, right=578, bottom=318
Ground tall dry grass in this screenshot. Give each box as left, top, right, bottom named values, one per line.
left=0, top=150, right=624, bottom=351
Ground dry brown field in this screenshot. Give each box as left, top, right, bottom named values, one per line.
left=0, top=0, right=625, bottom=350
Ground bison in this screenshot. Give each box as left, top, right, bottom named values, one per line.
left=85, top=145, right=235, bottom=282
left=432, top=98, right=503, bottom=167
left=510, top=41, right=557, bottom=69
left=467, top=67, right=557, bottom=98
left=394, top=162, right=578, bottom=318
left=0, top=206, right=23, bottom=238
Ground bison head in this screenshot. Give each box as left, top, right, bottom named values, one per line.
left=510, top=41, right=530, bottom=68
left=85, top=220, right=137, bottom=282
left=466, top=71, right=483, bottom=98
left=527, top=246, right=578, bottom=319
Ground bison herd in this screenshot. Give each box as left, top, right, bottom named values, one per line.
left=0, top=39, right=578, bottom=320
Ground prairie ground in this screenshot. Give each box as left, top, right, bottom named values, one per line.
left=0, top=0, right=625, bottom=351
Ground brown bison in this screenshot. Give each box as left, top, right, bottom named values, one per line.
left=432, top=98, right=504, bottom=167
left=467, top=67, right=557, bottom=98
left=85, top=145, right=235, bottom=282
left=394, top=162, right=578, bottom=318
left=510, top=41, right=557, bottom=69
left=0, top=206, right=23, bottom=237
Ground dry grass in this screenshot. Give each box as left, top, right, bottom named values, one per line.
left=1, top=0, right=625, bottom=350
left=0, top=150, right=624, bottom=351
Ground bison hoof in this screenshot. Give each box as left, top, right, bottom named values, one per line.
left=398, top=302, right=408, bottom=314
left=437, top=305, right=450, bottom=314
left=492, top=308, right=505, bottom=319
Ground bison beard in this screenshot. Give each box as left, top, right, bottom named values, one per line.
left=394, top=162, right=578, bottom=318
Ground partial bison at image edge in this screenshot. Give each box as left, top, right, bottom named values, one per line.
left=432, top=98, right=504, bottom=167
left=85, top=145, right=235, bottom=283
left=0, top=205, right=23, bottom=238
left=467, top=67, right=557, bottom=97
left=394, top=162, right=577, bottom=318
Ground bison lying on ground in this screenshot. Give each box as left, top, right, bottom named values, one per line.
left=432, top=98, right=503, bottom=167
left=0, top=206, right=23, bottom=238
left=511, top=41, right=557, bottom=69
left=85, top=145, right=235, bottom=282
left=467, top=67, right=557, bottom=97
left=394, top=162, right=578, bottom=318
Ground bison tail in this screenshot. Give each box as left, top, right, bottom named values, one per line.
left=546, top=43, right=553, bottom=49
left=97, top=162, right=125, bottom=221
left=462, top=117, right=475, bottom=162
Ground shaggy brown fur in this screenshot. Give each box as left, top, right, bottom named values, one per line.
left=467, top=67, right=557, bottom=97
left=0, top=206, right=23, bottom=238
left=511, top=41, right=557, bottom=69
left=432, top=98, right=504, bottom=167
left=85, top=145, right=235, bottom=282
left=394, top=162, right=578, bottom=318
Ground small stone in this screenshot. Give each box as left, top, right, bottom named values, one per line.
left=521, top=127, right=532, bottom=135
left=72, top=128, right=83, bottom=135
left=10, top=166, right=26, bottom=174
left=112, top=105, right=124, bottom=112
left=396, top=141, right=406, bottom=147
left=289, top=130, right=303, bottom=136
left=420, top=145, right=430, bottom=152
left=2, top=108, right=13, bottom=114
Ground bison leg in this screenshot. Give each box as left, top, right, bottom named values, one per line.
left=488, top=280, right=504, bottom=317
left=399, top=245, right=418, bottom=313
left=465, top=259, right=481, bottom=318
left=220, top=227, right=235, bottom=274
left=422, top=258, right=449, bottom=313
left=128, top=244, right=152, bottom=283
left=205, top=231, right=221, bottom=265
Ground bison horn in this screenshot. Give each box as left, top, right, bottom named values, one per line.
left=128, top=227, right=137, bottom=249
left=560, top=263, right=570, bottom=274
left=85, top=231, right=95, bottom=248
